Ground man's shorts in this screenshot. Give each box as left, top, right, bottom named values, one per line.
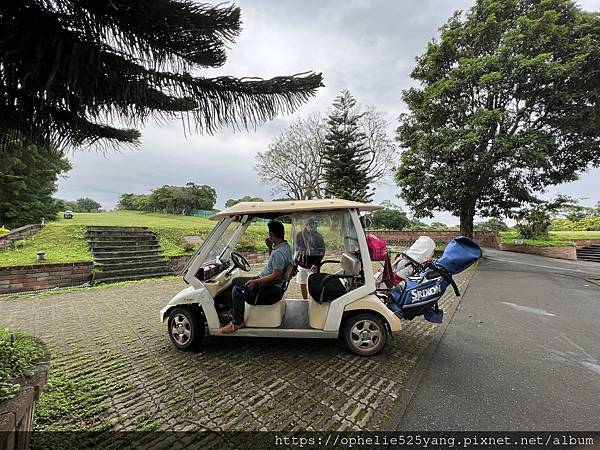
left=296, top=266, right=314, bottom=284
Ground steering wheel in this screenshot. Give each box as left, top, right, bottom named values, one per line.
left=230, top=251, right=251, bottom=272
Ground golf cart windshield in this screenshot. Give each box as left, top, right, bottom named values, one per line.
left=206, top=220, right=240, bottom=262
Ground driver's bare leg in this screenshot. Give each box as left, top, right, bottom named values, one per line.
left=220, top=276, right=256, bottom=332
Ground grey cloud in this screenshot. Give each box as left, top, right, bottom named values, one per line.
left=56, top=0, right=600, bottom=223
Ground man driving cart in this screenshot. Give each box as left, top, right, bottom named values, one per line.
left=217, top=220, right=292, bottom=333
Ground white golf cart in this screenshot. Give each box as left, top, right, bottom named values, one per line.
left=160, top=199, right=403, bottom=356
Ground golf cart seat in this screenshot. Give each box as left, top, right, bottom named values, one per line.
left=308, top=252, right=361, bottom=329
left=244, top=263, right=298, bottom=328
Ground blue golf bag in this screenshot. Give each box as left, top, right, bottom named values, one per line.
left=386, top=236, right=481, bottom=323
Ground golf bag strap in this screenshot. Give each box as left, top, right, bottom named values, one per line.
left=427, top=263, right=461, bottom=297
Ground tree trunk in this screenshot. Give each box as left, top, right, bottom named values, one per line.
left=460, top=211, right=474, bottom=238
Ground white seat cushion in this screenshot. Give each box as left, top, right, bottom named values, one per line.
left=244, top=301, right=286, bottom=328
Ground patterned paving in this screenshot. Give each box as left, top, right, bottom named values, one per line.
left=0, top=267, right=474, bottom=434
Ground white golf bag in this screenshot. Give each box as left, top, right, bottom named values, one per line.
left=375, top=236, right=436, bottom=289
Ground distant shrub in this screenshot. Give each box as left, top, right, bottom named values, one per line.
left=550, top=216, right=600, bottom=231
left=516, top=208, right=551, bottom=239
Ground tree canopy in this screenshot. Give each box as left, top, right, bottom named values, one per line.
left=74, top=198, right=102, bottom=213
left=368, top=201, right=410, bottom=230
left=0, top=0, right=323, bottom=149
left=117, top=183, right=216, bottom=213
left=0, top=138, right=71, bottom=228
left=395, top=0, right=600, bottom=237
left=225, top=196, right=264, bottom=208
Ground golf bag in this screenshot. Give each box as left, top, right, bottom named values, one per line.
left=374, top=236, right=436, bottom=289
left=385, top=236, right=481, bottom=323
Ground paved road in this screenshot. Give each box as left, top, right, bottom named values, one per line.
left=397, top=249, right=600, bottom=430
left=0, top=267, right=473, bottom=437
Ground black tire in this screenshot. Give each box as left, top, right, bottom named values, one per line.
left=342, top=312, right=387, bottom=356
left=167, top=306, right=205, bottom=351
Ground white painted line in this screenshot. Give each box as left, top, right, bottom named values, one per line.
left=501, top=301, right=556, bottom=317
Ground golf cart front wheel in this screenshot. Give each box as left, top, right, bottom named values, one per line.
left=342, top=313, right=387, bottom=356
left=168, top=306, right=204, bottom=351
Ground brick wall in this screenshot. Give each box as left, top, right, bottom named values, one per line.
left=0, top=224, right=41, bottom=250
left=0, top=262, right=93, bottom=294
left=499, top=243, right=577, bottom=260
left=574, top=239, right=600, bottom=249
left=368, top=230, right=499, bottom=249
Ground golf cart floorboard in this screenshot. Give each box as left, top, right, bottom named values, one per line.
left=280, top=299, right=310, bottom=329
left=209, top=299, right=338, bottom=338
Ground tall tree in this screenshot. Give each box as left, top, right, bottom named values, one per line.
left=323, top=90, right=374, bottom=202
left=0, top=138, right=71, bottom=228
left=0, top=1, right=322, bottom=149
left=368, top=201, right=410, bottom=230
left=395, top=0, right=600, bottom=237
left=74, top=198, right=102, bottom=213
left=256, top=114, right=326, bottom=200
left=256, top=108, right=396, bottom=200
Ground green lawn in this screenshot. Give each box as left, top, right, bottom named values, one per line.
left=498, top=230, right=600, bottom=247
left=0, top=211, right=269, bottom=267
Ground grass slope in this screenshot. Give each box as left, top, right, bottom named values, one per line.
left=0, top=211, right=269, bottom=267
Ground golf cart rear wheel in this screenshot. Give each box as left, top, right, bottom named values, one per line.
left=342, top=313, right=387, bottom=356
left=168, top=306, right=204, bottom=351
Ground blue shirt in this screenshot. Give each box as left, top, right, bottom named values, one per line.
left=259, top=241, right=293, bottom=285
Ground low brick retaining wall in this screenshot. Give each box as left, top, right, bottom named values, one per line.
left=0, top=350, right=49, bottom=450
left=574, top=239, right=600, bottom=249
left=0, top=224, right=41, bottom=250
left=369, top=230, right=499, bottom=248
left=499, top=243, right=577, bottom=260
left=0, top=262, right=93, bottom=294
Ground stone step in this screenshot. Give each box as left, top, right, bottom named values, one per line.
left=93, top=271, right=175, bottom=284
left=90, top=243, right=161, bottom=252
left=92, top=249, right=164, bottom=258
left=577, top=255, right=600, bottom=262
left=88, top=239, right=159, bottom=246
left=86, top=226, right=150, bottom=232
left=93, top=253, right=168, bottom=263
left=576, top=250, right=600, bottom=256
left=95, top=259, right=172, bottom=271
left=94, top=264, right=173, bottom=279
left=87, top=231, right=156, bottom=239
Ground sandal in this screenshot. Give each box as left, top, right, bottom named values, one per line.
left=219, top=312, right=234, bottom=323
left=219, top=321, right=245, bottom=334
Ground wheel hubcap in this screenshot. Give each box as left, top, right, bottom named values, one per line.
left=171, top=313, right=191, bottom=345
left=350, top=319, right=382, bottom=351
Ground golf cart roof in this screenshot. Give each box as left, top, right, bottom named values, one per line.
left=209, top=199, right=383, bottom=220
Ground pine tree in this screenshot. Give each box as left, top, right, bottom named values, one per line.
left=322, top=90, right=373, bottom=202
left=0, top=1, right=322, bottom=149
left=0, top=138, right=71, bottom=228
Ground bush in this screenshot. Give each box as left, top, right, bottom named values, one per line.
left=0, top=226, right=9, bottom=235
left=0, top=328, right=44, bottom=401
left=515, top=208, right=551, bottom=239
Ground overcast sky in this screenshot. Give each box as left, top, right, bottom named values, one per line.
left=56, top=0, right=600, bottom=225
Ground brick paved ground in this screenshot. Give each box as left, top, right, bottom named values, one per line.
left=0, top=265, right=475, bottom=439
